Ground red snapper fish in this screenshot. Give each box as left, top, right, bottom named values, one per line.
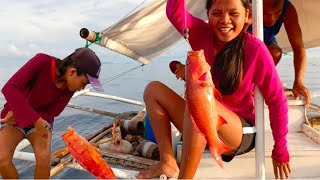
left=185, top=49, right=230, bottom=168
left=61, top=126, right=116, bottom=179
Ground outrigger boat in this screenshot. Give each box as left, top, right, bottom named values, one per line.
left=10, top=0, right=320, bottom=179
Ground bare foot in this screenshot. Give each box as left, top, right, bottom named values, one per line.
left=136, top=162, right=179, bottom=179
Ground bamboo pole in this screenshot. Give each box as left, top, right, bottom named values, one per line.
left=67, top=103, right=119, bottom=117
left=84, top=91, right=145, bottom=107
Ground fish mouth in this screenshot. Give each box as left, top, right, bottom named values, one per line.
left=198, top=72, right=208, bottom=81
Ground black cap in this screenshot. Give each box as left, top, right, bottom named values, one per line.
left=70, top=48, right=103, bottom=92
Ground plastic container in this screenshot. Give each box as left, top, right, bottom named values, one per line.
left=176, top=141, right=183, bottom=163
left=144, top=114, right=182, bottom=154
left=144, top=114, right=157, bottom=143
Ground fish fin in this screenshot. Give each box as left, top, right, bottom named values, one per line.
left=89, top=148, right=102, bottom=164
left=214, top=88, right=222, bottom=99
left=198, top=72, right=208, bottom=81
left=208, top=138, right=231, bottom=169
left=216, top=115, right=227, bottom=130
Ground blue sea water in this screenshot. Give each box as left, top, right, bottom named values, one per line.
left=0, top=46, right=319, bottom=178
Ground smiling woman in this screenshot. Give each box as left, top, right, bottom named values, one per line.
left=0, top=47, right=102, bottom=179
left=135, top=0, right=290, bottom=179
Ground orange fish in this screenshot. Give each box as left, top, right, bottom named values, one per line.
left=185, top=49, right=230, bottom=168
left=61, top=126, right=116, bottom=179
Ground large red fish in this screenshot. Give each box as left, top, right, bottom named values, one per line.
left=61, top=126, right=116, bottom=179
left=185, top=49, right=230, bottom=168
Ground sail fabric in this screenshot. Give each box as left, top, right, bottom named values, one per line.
left=97, top=0, right=207, bottom=64
left=94, top=0, right=319, bottom=64
left=276, top=0, right=320, bottom=52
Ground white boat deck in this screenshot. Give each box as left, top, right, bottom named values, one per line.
left=9, top=92, right=320, bottom=179
left=194, top=99, right=320, bottom=179
left=196, top=130, right=320, bottom=179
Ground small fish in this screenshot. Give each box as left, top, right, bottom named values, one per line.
left=185, top=49, right=230, bottom=168
left=61, top=126, right=116, bottom=179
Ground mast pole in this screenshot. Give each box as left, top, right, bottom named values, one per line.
left=252, top=0, right=266, bottom=179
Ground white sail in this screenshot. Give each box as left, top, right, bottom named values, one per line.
left=277, top=0, right=320, bottom=52
left=82, top=0, right=320, bottom=64
left=82, top=0, right=207, bottom=64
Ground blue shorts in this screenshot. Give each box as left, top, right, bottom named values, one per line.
left=0, top=123, right=35, bottom=138
left=265, top=36, right=278, bottom=47
left=0, top=117, right=54, bottom=138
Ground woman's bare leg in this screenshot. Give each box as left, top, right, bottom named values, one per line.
left=0, top=126, right=25, bottom=179
left=178, top=98, right=244, bottom=179
left=27, top=131, right=52, bottom=179
left=136, top=81, right=185, bottom=179
left=178, top=108, right=207, bottom=178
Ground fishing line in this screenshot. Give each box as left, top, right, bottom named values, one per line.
left=183, top=0, right=193, bottom=51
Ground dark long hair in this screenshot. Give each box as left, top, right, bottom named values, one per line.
left=55, top=54, right=85, bottom=79
left=206, top=0, right=250, bottom=95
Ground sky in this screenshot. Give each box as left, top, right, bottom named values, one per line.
left=0, top=0, right=153, bottom=64
left=0, top=0, right=319, bottom=65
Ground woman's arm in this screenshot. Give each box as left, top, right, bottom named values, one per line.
left=1, top=54, right=50, bottom=128
left=253, top=42, right=289, bottom=163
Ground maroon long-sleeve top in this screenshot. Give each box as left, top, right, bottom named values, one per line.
left=1, top=53, right=74, bottom=128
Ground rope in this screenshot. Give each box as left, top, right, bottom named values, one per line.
left=100, top=0, right=149, bottom=37
left=308, top=61, right=320, bottom=68
left=283, top=53, right=320, bottom=70
left=81, top=1, right=150, bottom=47
left=100, top=64, right=144, bottom=86
left=85, top=64, right=144, bottom=91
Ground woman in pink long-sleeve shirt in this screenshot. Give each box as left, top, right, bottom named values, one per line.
left=136, top=0, right=290, bottom=179
left=0, top=48, right=103, bottom=179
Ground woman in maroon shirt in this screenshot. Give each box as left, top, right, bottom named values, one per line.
left=0, top=47, right=103, bottom=179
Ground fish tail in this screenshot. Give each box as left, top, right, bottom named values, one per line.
left=208, top=138, right=231, bottom=168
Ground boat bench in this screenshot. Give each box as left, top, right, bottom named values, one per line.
left=195, top=98, right=320, bottom=179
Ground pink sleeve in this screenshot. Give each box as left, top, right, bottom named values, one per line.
left=253, top=43, right=289, bottom=163
left=1, top=54, right=46, bottom=128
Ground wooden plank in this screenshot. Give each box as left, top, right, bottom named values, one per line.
left=101, top=149, right=158, bottom=167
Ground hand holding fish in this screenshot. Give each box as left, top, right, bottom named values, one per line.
left=0, top=111, right=16, bottom=126
left=169, top=60, right=185, bottom=80
left=272, top=159, right=291, bottom=179
left=34, top=118, right=52, bottom=139
left=175, top=63, right=185, bottom=80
